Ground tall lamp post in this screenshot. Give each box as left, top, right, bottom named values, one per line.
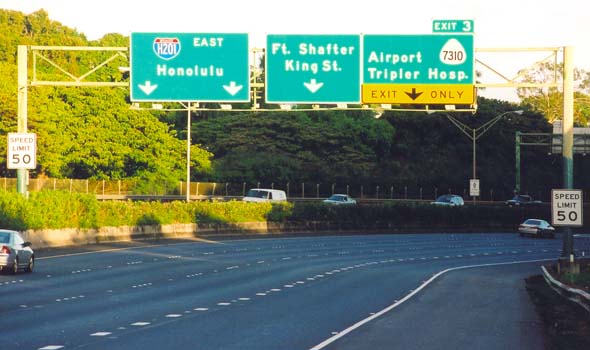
left=444, top=110, right=524, bottom=198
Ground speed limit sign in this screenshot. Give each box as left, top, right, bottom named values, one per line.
left=7, top=133, right=36, bottom=169
left=552, top=189, right=583, bottom=227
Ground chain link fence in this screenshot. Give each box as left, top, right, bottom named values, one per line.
left=0, top=177, right=564, bottom=202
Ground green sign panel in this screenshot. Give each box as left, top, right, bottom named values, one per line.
left=432, top=20, right=474, bottom=33
left=266, top=34, right=361, bottom=103
left=130, top=33, right=249, bottom=102
left=363, top=34, right=474, bottom=85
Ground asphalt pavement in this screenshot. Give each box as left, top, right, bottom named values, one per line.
left=2, top=233, right=587, bottom=350
left=317, top=262, right=547, bottom=350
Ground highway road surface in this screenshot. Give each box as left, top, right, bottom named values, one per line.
left=1, top=233, right=588, bottom=350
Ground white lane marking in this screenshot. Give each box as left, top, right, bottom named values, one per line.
left=270, top=288, right=281, bottom=292
left=194, top=308, right=209, bottom=311
left=131, top=322, right=150, bottom=326
left=256, top=293, right=267, bottom=296
left=166, top=314, right=182, bottom=318
left=239, top=297, right=251, bottom=301
left=38, top=346, right=64, bottom=350
left=309, top=258, right=555, bottom=350
left=91, top=332, right=112, bottom=337
left=217, top=302, right=231, bottom=306
left=37, top=240, right=218, bottom=260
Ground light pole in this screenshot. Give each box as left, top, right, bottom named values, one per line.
left=443, top=110, right=524, bottom=198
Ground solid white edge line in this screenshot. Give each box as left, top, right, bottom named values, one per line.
left=308, top=258, right=554, bottom=350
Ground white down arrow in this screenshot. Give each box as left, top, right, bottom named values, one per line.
left=223, top=81, right=243, bottom=96
left=304, top=79, right=324, bottom=93
left=138, top=81, right=158, bottom=95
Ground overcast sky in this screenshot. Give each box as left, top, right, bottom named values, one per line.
left=2, top=0, right=587, bottom=101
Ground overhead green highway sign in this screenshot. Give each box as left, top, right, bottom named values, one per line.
left=130, top=32, right=249, bottom=102
left=363, top=34, right=474, bottom=85
left=362, top=34, right=474, bottom=104
left=266, top=34, right=361, bottom=104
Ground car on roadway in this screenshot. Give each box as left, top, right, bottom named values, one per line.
left=0, top=229, right=35, bottom=274
left=518, top=219, right=555, bottom=239
left=431, top=194, right=464, bottom=206
left=505, top=194, right=542, bottom=207
left=243, top=188, right=287, bottom=203
left=323, top=194, right=357, bottom=205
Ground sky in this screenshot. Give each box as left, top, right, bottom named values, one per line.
left=1, top=0, right=587, bottom=102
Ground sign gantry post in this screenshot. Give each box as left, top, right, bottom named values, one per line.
left=16, top=46, right=28, bottom=196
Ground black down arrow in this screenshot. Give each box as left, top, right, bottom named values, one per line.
left=405, top=88, right=423, bottom=100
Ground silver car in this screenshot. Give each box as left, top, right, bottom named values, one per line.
left=518, top=219, right=555, bottom=239
left=0, top=230, right=35, bottom=274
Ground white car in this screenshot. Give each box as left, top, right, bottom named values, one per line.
left=0, top=230, right=35, bottom=274
left=518, top=219, right=555, bottom=239
left=323, top=194, right=357, bottom=205
left=243, top=189, right=287, bottom=203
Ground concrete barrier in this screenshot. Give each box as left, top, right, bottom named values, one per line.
left=18, top=221, right=332, bottom=248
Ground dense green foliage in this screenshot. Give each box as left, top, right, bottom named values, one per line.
left=0, top=191, right=294, bottom=229
left=1, top=8, right=589, bottom=199
left=0, top=9, right=212, bottom=193
left=0, top=191, right=568, bottom=232
left=0, top=191, right=98, bottom=230
left=192, top=110, right=394, bottom=185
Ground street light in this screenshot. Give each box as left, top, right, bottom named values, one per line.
left=442, top=110, right=524, bottom=198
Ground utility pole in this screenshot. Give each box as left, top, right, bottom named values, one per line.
left=444, top=110, right=523, bottom=201
left=561, top=46, right=575, bottom=258
left=17, top=46, right=28, bottom=196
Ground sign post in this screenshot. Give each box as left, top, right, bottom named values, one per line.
left=130, top=33, right=250, bottom=102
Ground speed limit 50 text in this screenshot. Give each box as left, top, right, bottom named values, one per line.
left=7, top=133, right=36, bottom=169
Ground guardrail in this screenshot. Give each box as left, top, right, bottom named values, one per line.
left=541, top=265, right=590, bottom=314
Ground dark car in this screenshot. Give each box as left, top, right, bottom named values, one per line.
left=323, top=194, right=357, bottom=205
left=505, top=195, right=542, bottom=207
left=0, top=230, right=35, bottom=274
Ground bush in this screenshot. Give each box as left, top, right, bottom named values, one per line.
left=0, top=191, right=555, bottom=231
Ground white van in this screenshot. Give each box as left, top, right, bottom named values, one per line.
left=243, top=188, right=287, bottom=202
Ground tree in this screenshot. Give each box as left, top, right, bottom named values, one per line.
left=517, top=61, right=590, bottom=125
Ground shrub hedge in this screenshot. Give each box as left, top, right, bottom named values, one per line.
left=0, top=191, right=555, bottom=232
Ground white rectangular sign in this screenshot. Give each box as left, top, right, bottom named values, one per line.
left=7, top=133, right=36, bottom=169
left=551, top=189, right=583, bottom=227
left=470, top=179, right=480, bottom=197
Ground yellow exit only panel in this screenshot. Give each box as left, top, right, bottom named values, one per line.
left=362, top=84, right=475, bottom=104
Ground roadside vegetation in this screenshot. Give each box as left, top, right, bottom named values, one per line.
left=0, top=190, right=561, bottom=231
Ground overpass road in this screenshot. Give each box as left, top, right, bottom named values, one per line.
left=1, top=233, right=588, bottom=350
